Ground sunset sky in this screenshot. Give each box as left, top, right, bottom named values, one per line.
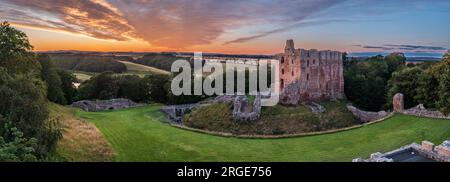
left=1, top=0, right=449, bottom=56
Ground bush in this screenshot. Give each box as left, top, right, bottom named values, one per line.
left=0, top=120, right=38, bottom=162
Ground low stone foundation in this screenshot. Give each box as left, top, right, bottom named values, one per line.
left=346, top=105, right=389, bottom=123
left=403, top=104, right=450, bottom=119
left=71, top=98, right=141, bottom=112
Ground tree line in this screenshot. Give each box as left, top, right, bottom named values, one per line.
left=0, top=22, right=64, bottom=161
left=344, top=51, right=450, bottom=114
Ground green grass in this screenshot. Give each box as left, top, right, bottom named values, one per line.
left=75, top=105, right=450, bottom=162
left=72, top=71, right=93, bottom=82
left=118, top=61, right=170, bottom=75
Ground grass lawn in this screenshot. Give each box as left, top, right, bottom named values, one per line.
left=75, top=105, right=450, bottom=162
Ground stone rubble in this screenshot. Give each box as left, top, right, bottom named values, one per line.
left=232, top=94, right=262, bottom=121
left=71, top=98, right=141, bottom=112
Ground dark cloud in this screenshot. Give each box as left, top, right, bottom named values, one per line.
left=354, top=44, right=448, bottom=52
left=0, top=0, right=347, bottom=48
left=384, top=44, right=448, bottom=51
left=0, top=0, right=136, bottom=41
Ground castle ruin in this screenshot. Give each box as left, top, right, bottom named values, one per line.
left=276, top=39, right=345, bottom=105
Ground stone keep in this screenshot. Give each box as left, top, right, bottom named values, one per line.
left=393, top=93, right=404, bottom=113
left=276, top=39, right=345, bottom=104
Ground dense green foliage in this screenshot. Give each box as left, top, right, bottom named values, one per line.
left=184, top=101, right=357, bottom=135
left=387, top=67, right=423, bottom=109
left=385, top=51, right=450, bottom=114
left=37, top=54, right=67, bottom=104
left=344, top=58, right=390, bottom=111
left=344, top=53, right=406, bottom=111
left=0, top=120, right=38, bottom=162
left=49, top=54, right=127, bottom=73
left=57, top=70, right=78, bottom=104
left=0, top=22, right=62, bottom=161
left=77, top=72, right=175, bottom=103
left=346, top=50, right=450, bottom=114
left=77, top=71, right=205, bottom=104
left=76, top=105, right=450, bottom=161
left=130, top=52, right=193, bottom=71
left=0, top=22, right=39, bottom=75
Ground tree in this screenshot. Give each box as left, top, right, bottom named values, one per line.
left=387, top=67, right=423, bottom=109
left=385, top=52, right=406, bottom=77
left=0, top=22, right=39, bottom=75
left=415, top=69, right=439, bottom=108
left=434, top=52, right=450, bottom=114
left=77, top=72, right=119, bottom=100
left=37, top=54, right=66, bottom=104
left=345, top=59, right=389, bottom=111
left=0, top=68, right=61, bottom=157
left=141, top=74, right=172, bottom=103
left=117, top=75, right=145, bottom=102
left=57, top=70, right=78, bottom=104
left=0, top=23, right=61, bottom=159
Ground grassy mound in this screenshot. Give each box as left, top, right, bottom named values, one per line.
left=75, top=105, right=450, bottom=161
left=183, top=101, right=358, bottom=135
left=50, top=103, right=115, bottom=161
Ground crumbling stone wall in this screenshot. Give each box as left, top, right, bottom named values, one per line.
left=71, top=98, right=140, bottom=112
left=403, top=104, right=450, bottom=119
left=232, top=95, right=261, bottom=121
left=276, top=39, right=344, bottom=105
left=393, top=93, right=450, bottom=119
left=161, top=104, right=198, bottom=123
left=347, top=105, right=389, bottom=123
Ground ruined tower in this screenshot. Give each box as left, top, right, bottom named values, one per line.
left=276, top=40, right=345, bottom=105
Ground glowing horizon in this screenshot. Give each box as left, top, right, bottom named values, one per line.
left=1, top=0, right=449, bottom=56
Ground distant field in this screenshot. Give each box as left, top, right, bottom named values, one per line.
left=74, top=105, right=450, bottom=162
left=72, top=71, right=93, bottom=82
left=118, top=61, right=170, bottom=75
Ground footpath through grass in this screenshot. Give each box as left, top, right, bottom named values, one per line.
left=75, top=105, right=450, bottom=162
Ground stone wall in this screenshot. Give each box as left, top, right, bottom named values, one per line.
left=347, top=105, right=389, bottom=123
left=276, top=39, right=344, bottom=105
left=71, top=98, right=140, bottom=112
left=393, top=92, right=450, bottom=119
left=403, top=104, right=450, bottom=119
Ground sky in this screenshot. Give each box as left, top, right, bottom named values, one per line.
left=1, top=0, right=449, bottom=57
